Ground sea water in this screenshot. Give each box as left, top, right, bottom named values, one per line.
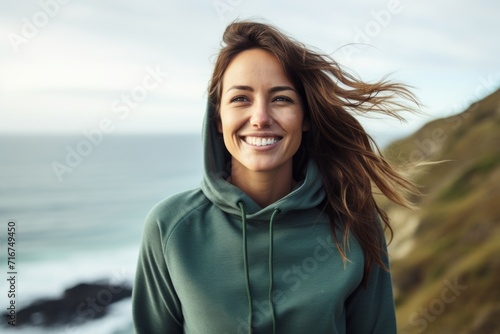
left=0, top=134, right=203, bottom=333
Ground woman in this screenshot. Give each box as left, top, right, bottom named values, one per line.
left=132, top=20, right=418, bottom=333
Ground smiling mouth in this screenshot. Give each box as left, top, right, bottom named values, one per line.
left=242, top=136, right=282, bottom=147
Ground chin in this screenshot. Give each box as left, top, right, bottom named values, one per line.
left=242, top=159, right=290, bottom=174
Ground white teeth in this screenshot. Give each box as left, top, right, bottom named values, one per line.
left=244, top=137, right=280, bottom=146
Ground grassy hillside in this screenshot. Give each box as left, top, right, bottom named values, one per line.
left=381, top=88, right=500, bottom=333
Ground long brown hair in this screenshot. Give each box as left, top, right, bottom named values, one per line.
left=208, top=20, right=419, bottom=284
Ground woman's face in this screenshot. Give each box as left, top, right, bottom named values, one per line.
left=218, top=48, right=308, bottom=176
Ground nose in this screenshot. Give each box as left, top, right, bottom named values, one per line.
left=250, top=100, right=272, bottom=128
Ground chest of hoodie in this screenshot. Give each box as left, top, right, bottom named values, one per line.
left=164, top=204, right=365, bottom=331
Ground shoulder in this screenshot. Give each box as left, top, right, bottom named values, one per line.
left=142, top=188, right=210, bottom=242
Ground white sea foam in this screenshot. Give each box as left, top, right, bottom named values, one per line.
left=0, top=135, right=203, bottom=333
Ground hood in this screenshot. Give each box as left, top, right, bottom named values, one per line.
left=200, top=102, right=325, bottom=220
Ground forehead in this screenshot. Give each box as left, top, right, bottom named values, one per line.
left=222, top=49, right=293, bottom=89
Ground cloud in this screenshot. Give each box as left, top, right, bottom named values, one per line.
left=0, top=0, right=499, bottom=140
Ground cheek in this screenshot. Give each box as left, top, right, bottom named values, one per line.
left=284, top=113, right=305, bottom=150
left=283, top=112, right=305, bottom=132
left=219, top=111, right=242, bottom=135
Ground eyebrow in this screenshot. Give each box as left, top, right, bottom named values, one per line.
left=226, top=85, right=297, bottom=94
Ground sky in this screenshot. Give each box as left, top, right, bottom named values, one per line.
left=0, top=0, right=499, bottom=145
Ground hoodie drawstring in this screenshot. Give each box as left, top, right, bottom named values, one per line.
left=238, top=202, right=280, bottom=334
left=239, top=202, right=253, bottom=333
left=268, top=208, right=280, bottom=334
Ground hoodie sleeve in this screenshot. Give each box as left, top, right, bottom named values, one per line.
left=132, top=212, right=183, bottom=333
left=345, top=249, right=397, bottom=333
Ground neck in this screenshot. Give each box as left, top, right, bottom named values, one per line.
left=229, top=160, right=295, bottom=208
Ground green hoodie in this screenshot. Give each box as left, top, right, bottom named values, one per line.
left=132, top=104, right=397, bottom=333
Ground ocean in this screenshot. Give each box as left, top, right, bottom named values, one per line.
left=0, top=134, right=203, bottom=333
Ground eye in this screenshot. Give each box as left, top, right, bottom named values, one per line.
left=230, top=96, right=249, bottom=103
left=272, top=96, right=294, bottom=103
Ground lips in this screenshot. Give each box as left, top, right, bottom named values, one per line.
left=242, top=136, right=282, bottom=147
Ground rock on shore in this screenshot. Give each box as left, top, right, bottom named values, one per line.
left=2, top=280, right=132, bottom=327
